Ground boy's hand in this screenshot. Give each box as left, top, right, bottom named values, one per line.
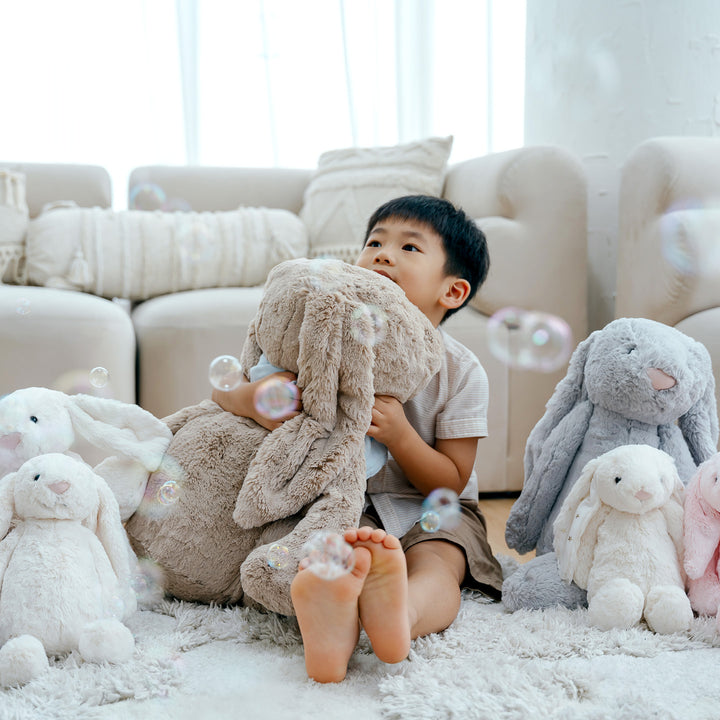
left=212, top=371, right=302, bottom=431
left=367, top=394, right=411, bottom=449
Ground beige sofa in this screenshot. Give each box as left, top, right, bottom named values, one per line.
left=616, top=136, right=720, bottom=424
left=0, top=146, right=588, bottom=493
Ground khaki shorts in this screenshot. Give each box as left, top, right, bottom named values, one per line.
left=359, top=499, right=503, bottom=599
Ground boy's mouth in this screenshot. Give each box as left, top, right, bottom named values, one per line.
left=373, top=269, right=395, bottom=283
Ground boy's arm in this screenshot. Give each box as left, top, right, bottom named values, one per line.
left=211, top=372, right=301, bottom=431
left=367, top=395, right=477, bottom=497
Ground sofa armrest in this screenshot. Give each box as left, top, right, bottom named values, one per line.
left=444, top=146, right=588, bottom=341
left=616, top=137, right=720, bottom=325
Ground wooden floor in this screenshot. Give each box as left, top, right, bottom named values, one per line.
left=478, top=496, right=534, bottom=564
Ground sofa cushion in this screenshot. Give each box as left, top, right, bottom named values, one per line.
left=0, top=169, right=29, bottom=283
left=300, top=136, right=453, bottom=262
left=25, top=204, right=308, bottom=301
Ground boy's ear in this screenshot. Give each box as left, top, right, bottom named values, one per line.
left=440, top=278, right=471, bottom=310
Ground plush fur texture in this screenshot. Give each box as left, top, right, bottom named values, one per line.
left=503, top=317, right=719, bottom=611
left=683, top=452, right=720, bottom=620
left=0, top=453, right=136, bottom=687
left=0, top=387, right=173, bottom=520
left=554, top=444, right=692, bottom=633
left=125, top=258, right=444, bottom=616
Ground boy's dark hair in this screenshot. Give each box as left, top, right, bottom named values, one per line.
left=363, top=195, right=490, bottom=321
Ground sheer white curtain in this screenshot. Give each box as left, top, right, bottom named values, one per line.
left=1, top=0, right=525, bottom=207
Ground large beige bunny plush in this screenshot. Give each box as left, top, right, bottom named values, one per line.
left=0, top=453, right=136, bottom=687
left=125, top=258, right=444, bottom=616
left=0, top=387, right=173, bottom=520
left=553, top=444, right=692, bottom=634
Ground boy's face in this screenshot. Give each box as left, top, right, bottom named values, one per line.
left=356, top=217, right=469, bottom=327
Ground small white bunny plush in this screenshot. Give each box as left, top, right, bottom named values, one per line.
left=0, top=387, right=172, bottom=520
left=553, top=444, right=692, bottom=634
left=0, top=453, right=136, bottom=687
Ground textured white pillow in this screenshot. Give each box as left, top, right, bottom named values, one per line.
left=0, top=169, right=29, bottom=283
left=25, top=204, right=308, bottom=300
left=300, top=136, right=453, bottom=262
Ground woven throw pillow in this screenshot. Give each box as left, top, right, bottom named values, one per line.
left=299, top=136, right=453, bottom=262
left=25, top=204, right=308, bottom=300
left=0, top=169, right=29, bottom=283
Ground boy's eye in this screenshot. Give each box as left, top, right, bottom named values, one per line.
left=403, top=244, right=420, bottom=252
left=366, top=240, right=381, bottom=248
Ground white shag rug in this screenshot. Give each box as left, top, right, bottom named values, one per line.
left=4, top=559, right=720, bottom=720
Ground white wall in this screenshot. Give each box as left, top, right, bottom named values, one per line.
left=524, top=0, right=720, bottom=332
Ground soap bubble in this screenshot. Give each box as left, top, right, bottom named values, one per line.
left=133, top=557, right=166, bottom=607
left=350, top=304, right=387, bottom=346
left=420, top=487, right=461, bottom=532
left=53, top=368, right=112, bottom=398
left=157, top=479, right=180, bottom=505
left=487, top=307, right=572, bottom=372
left=307, top=256, right=345, bottom=291
left=254, top=377, right=300, bottom=420
left=420, top=510, right=441, bottom=533
left=267, top=543, right=291, bottom=570
left=15, top=297, right=31, bottom=316
left=208, top=354, right=243, bottom=391
left=302, top=530, right=355, bottom=580
left=659, top=200, right=720, bottom=278
left=129, top=183, right=166, bottom=211
left=89, top=366, right=110, bottom=388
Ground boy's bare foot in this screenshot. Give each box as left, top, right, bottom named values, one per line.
left=291, top=544, right=372, bottom=683
left=344, top=527, right=411, bottom=664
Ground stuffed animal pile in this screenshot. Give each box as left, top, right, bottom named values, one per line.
left=553, top=444, right=692, bottom=633
left=124, top=258, right=444, bottom=616
left=503, top=317, right=719, bottom=611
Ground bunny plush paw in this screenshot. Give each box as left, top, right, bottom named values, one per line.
left=644, top=585, right=693, bottom=634
left=588, top=579, right=644, bottom=630
left=78, top=619, right=135, bottom=664
left=0, top=635, right=49, bottom=687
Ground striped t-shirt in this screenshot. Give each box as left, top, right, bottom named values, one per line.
left=366, top=328, right=489, bottom=538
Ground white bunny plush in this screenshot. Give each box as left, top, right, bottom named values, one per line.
left=553, top=444, right=692, bottom=634
left=0, top=387, right=172, bottom=520
left=0, top=453, right=136, bottom=687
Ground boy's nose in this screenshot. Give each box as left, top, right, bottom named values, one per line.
left=374, top=250, right=393, bottom=264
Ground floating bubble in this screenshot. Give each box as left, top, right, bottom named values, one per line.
left=129, top=183, right=167, bottom=211
left=420, top=510, right=441, bottom=533
left=53, top=368, right=112, bottom=398
left=208, top=354, right=243, bottom=391
left=487, top=307, right=573, bottom=372
left=659, top=201, right=720, bottom=278
left=133, top=557, right=166, bottom=607
left=307, top=256, right=345, bottom=291
left=158, top=479, right=180, bottom=505
left=302, top=530, right=355, bottom=580
left=89, top=366, right=110, bottom=388
left=267, top=543, right=291, bottom=570
left=350, top=304, right=387, bottom=346
left=420, top=487, right=461, bottom=532
left=15, top=297, right=31, bottom=316
left=254, top=377, right=300, bottom=420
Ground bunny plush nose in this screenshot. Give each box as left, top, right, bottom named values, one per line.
left=49, top=481, right=70, bottom=495
left=647, top=367, right=676, bottom=390
left=634, top=488, right=652, bottom=501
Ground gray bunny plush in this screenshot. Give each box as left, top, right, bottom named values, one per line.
left=503, top=317, right=719, bottom=611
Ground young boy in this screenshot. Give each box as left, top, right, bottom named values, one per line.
left=213, top=195, right=503, bottom=683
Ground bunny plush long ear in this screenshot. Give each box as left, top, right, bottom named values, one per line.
left=554, top=456, right=603, bottom=588
left=678, top=342, right=719, bottom=466
left=524, top=330, right=596, bottom=480
left=91, top=471, right=137, bottom=616
left=64, top=394, right=172, bottom=472
left=683, top=461, right=720, bottom=580
left=0, top=472, right=17, bottom=540
left=235, top=288, right=373, bottom=527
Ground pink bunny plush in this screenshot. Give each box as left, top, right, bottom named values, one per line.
left=683, top=452, right=720, bottom=622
